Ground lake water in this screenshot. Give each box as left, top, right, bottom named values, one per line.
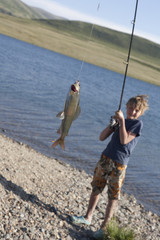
left=0, top=34, right=160, bottom=216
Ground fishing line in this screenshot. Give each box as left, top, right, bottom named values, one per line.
left=118, top=0, right=139, bottom=110
left=77, top=1, right=101, bottom=81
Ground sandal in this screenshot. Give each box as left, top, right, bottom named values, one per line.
left=70, top=215, right=91, bottom=225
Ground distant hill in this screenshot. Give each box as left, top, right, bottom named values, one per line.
left=32, top=7, right=66, bottom=20
left=0, top=0, right=159, bottom=85
left=0, top=0, right=64, bottom=19
left=0, top=0, right=159, bottom=62
left=38, top=19, right=160, bottom=62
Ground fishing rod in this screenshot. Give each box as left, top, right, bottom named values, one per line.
left=118, top=0, right=139, bottom=111
left=77, top=1, right=101, bottom=81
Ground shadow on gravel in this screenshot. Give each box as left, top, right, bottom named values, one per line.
left=67, top=224, right=94, bottom=239
left=0, top=174, right=94, bottom=239
left=0, top=174, right=57, bottom=214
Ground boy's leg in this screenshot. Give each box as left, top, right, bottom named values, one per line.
left=85, top=193, right=117, bottom=228
left=70, top=191, right=99, bottom=225
left=84, top=155, right=111, bottom=222
left=93, top=199, right=118, bottom=239
left=100, top=161, right=126, bottom=229
left=84, top=191, right=100, bottom=222
left=100, top=199, right=117, bottom=229
left=71, top=155, right=111, bottom=225
left=85, top=155, right=113, bottom=222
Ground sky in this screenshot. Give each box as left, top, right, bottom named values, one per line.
left=21, top=0, right=160, bottom=44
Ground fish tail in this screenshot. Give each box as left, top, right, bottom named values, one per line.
left=51, top=138, right=65, bottom=150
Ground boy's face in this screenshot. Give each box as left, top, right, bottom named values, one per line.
left=126, top=103, right=142, bottom=119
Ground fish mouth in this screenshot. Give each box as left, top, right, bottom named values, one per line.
left=71, top=85, right=77, bottom=92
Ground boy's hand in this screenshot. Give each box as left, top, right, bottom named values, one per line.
left=114, top=110, right=124, bottom=122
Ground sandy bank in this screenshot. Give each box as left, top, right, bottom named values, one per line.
left=0, top=134, right=160, bottom=239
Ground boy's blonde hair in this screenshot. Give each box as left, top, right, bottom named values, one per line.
left=126, top=95, right=149, bottom=115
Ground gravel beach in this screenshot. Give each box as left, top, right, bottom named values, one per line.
left=0, top=133, right=160, bottom=240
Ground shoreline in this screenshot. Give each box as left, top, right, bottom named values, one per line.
left=0, top=133, right=160, bottom=239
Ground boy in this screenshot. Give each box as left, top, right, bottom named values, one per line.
left=71, top=95, right=149, bottom=239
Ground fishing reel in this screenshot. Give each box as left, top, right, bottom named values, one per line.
left=109, top=116, right=119, bottom=130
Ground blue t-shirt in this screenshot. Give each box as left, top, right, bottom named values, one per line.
left=102, top=119, right=143, bottom=165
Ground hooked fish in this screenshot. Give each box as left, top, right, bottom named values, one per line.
left=52, top=80, right=81, bottom=150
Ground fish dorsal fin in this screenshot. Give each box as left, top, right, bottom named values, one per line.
left=73, top=105, right=81, bottom=121
left=56, top=111, right=65, bottom=120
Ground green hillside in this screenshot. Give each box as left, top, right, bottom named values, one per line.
left=0, top=0, right=58, bottom=19
left=32, top=7, right=66, bottom=20
left=0, top=0, right=159, bottom=86
left=0, top=0, right=43, bottom=18
left=38, top=19, right=160, bottom=62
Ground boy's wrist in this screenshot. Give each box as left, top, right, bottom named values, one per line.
left=119, top=118, right=125, bottom=128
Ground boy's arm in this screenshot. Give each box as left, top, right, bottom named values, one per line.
left=119, top=118, right=136, bottom=144
left=99, top=125, right=114, bottom=141
left=114, top=110, right=136, bottom=145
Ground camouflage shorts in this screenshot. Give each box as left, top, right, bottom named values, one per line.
left=91, top=154, right=127, bottom=200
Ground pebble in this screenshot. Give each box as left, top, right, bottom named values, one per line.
left=0, top=134, right=160, bottom=239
